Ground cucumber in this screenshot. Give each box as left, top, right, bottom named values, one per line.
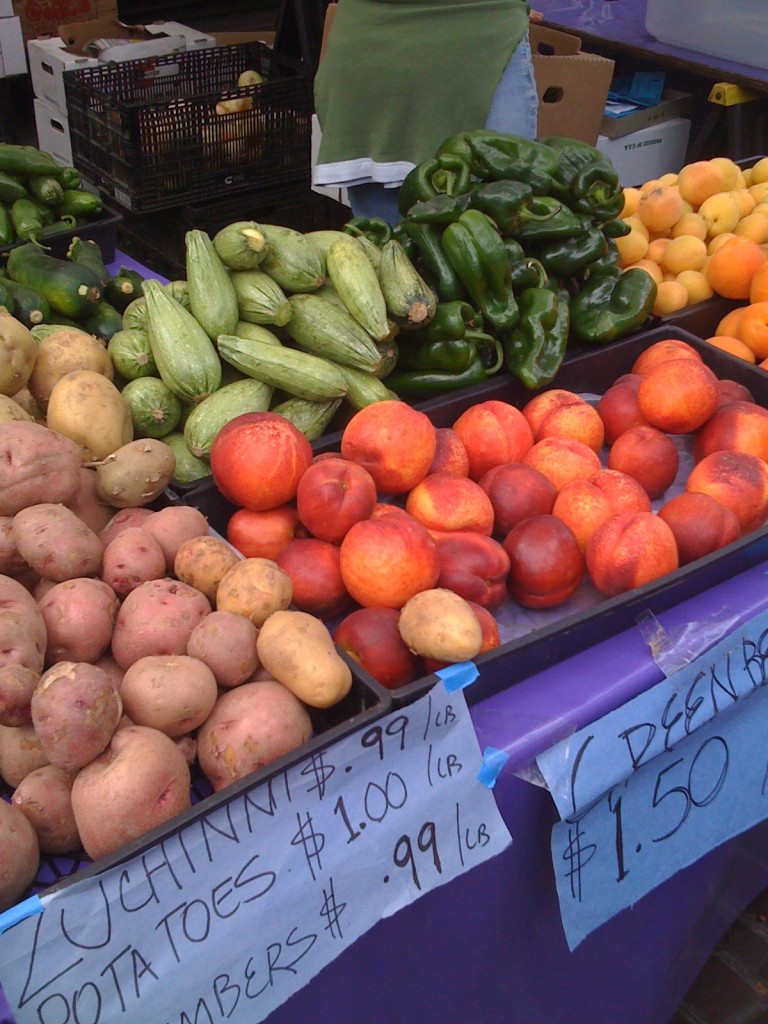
left=108, top=328, right=156, bottom=380
left=270, top=396, right=342, bottom=441
left=183, top=377, right=273, bottom=458
left=258, top=223, right=326, bottom=293
left=164, top=432, right=211, bottom=484
left=185, top=229, right=239, bottom=340
left=212, top=220, right=269, bottom=270
left=6, top=242, right=102, bottom=318
left=285, top=293, right=385, bottom=373
left=121, top=376, right=182, bottom=438
left=230, top=269, right=292, bottom=327
left=218, top=333, right=348, bottom=402
left=326, top=235, right=390, bottom=341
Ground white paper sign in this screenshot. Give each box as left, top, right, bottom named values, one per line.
left=0, top=684, right=511, bottom=1024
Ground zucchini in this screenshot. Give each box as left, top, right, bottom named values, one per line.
left=164, top=280, right=191, bottom=308
left=0, top=278, right=15, bottom=313
left=78, top=299, right=124, bottom=341
left=258, top=223, right=326, bottom=293
left=218, top=333, right=348, bottom=402
left=104, top=269, right=142, bottom=312
left=183, top=377, right=273, bottom=458
left=67, top=236, right=111, bottom=287
left=108, top=327, right=156, bottom=380
left=304, top=229, right=350, bottom=262
left=285, top=293, right=385, bottom=373
left=232, top=320, right=282, bottom=346
left=6, top=242, right=102, bottom=318
left=121, top=376, right=182, bottom=438
left=0, top=278, right=50, bottom=327
left=185, top=229, right=239, bottom=340
left=326, top=235, right=390, bottom=342
left=28, top=174, right=65, bottom=208
left=335, top=364, right=399, bottom=410
left=0, top=203, right=14, bottom=246
left=143, top=279, right=222, bottom=403
left=30, top=323, right=92, bottom=345
left=122, top=296, right=148, bottom=331
left=270, top=396, right=342, bottom=441
left=164, top=431, right=211, bottom=485
left=212, top=220, right=269, bottom=270
left=230, top=269, right=292, bottom=327
left=355, top=234, right=383, bottom=272
left=377, top=239, right=437, bottom=329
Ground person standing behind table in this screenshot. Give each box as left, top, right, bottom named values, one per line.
left=313, top=0, right=543, bottom=225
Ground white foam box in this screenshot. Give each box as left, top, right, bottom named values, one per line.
left=0, top=14, right=26, bottom=76
left=34, top=96, right=73, bottom=166
left=596, top=117, right=692, bottom=187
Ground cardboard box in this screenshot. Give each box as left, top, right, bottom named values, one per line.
left=596, top=117, right=692, bottom=187
left=12, top=0, right=115, bottom=44
left=34, top=95, right=73, bottom=165
left=529, top=23, right=615, bottom=145
left=600, top=88, right=693, bottom=139
left=0, top=14, right=25, bottom=76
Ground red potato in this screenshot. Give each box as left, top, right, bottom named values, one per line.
left=0, top=798, right=39, bottom=911
left=93, top=653, right=125, bottom=693
left=38, top=578, right=120, bottom=665
left=0, top=420, right=82, bottom=516
left=119, top=654, right=218, bottom=737
left=197, top=680, right=313, bottom=792
left=186, top=610, right=261, bottom=688
left=71, top=724, right=192, bottom=860
left=12, top=764, right=80, bottom=855
left=110, top=577, right=212, bottom=670
left=99, top=506, right=154, bottom=548
left=12, top=503, right=104, bottom=583
left=0, top=723, right=49, bottom=787
left=0, top=516, right=30, bottom=576
left=65, top=467, right=115, bottom=535
left=0, top=573, right=47, bottom=674
left=142, top=505, right=210, bottom=571
left=31, top=661, right=123, bottom=771
left=0, top=663, right=39, bottom=726
left=101, top=526, right=167, bottom=597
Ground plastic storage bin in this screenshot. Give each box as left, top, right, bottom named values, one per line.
left=645, top=0, right=768, bottom=72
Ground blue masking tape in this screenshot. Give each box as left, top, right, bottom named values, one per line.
left=437, top=661, right=479, bottom=692
left=0, top=894, right=43, bottom=934
left=478, top=746, right=510, bottom=789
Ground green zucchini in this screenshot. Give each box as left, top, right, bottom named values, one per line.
left=164, top=431, right=211, bottom=485
left=0, top=278, right=16, bottom=313
left=270, top=396, right=342, bottom=440
left=334, top=364, right=399, bottom=410
left=6, top=242, right=102, bottom=318
left=0, top=278, right=50, bottom=327
left=67, top=236, right=111, bottom=287
left=108, top=327, right=156, bottom=380
left=258, top=223, right=326, bottom=293
left=212, top=220, right=269, bottom=270
left=232, top=320, right=282, bottom=346
left=304, top=229, right=350, bottom=262
left=28, top=174, right=65, bottom=208
left=0, top=203, right=14, bottom=246
left=104, top=271, right=141, bottom=312
left=121, top=376, right=182, bottom=438
left=326, top=235, right=390, bottom=341
left=122, top=296, right=148, bottom=331
left=143, top=279, right=222, bottom=403
left=183, top=377, right=273, bottom=458
left=185, top=229, right=239, bottom=340
left=230, top=269, right=292, bottom=327
left=377, top=239, right=437, bottom=329
left=285, top=293, right=385, bottom=373
left=78, top=299, right=124, bottom=341
left=218, top=333, right=348, bottom=402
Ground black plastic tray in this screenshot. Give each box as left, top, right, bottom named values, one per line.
left=0, top=203, right=123, bottom=265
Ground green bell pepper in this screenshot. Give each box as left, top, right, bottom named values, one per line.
left=506, top=196, right=583, bottom=243
left=534, top=220, right=609, bottom=277
left=570, top=266, right=657, bottom=344
left=404, top=221, right=465, bottom=303
left=442, top=209, right=519, bottom=332
left=343, top=216, right=393, bottom=246
left=397, top=153, right=473, bottom=216
left=504, top=285, right=571, bottom=390
left=467, top=134, right=562, bottom=193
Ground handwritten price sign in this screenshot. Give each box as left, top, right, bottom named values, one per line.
left=0, top=684, right=511, bottom=1024
left=538, top=607, right=768, bottom=950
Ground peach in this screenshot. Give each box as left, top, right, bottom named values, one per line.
left=631, top=338, right=702, bottom=375
left=586, top=511, right=679, bottom=597
left=333, top=607, right=424, bottom=690
left=692, top=400, right=768, bottom=464
left=479, top=462, right=557, bottom=537
left=657, top=492, right=741, bottom=565
left=637, top=358, right=721, bottom=434
left=607, top=424, right=680, bottom=500
left=339, top=513, right=440, bottom=608
left=552, top=468, right=652, bottom=552
left=405, top=473, right=495, bottom=536
left=226, top=504, right=303, bottom=561
left=452, top=400, right=534, bottom=481
left=429, top=427, right=470, bottom=477
left=685, top=450, right=768, bottom=535
left=596, top=378, right=647, bottom=445
left=341, top=399, right=437, bottom=495
left=503, top=514, right=585, bottom=609
left=521, top=436, right=601, bottom=492
left=521, top=389, right=605, bottom=453
left=295, top=457, right=378, bottom=543
left=276, top=538, right=351, bottom=619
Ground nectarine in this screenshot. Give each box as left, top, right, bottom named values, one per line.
left=341, top=400, right=437, bottom=495
left=586, top=511, right=679, bottom=597
left=452, top=400, right=534, bottom=481
left=503, top=514, right=585, bottom=609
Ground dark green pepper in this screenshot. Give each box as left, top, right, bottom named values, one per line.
left=570, top=266, right=657, bottom=344
left=540, top=136, right=624, bottom=222
left=404, top=221, right=465, bottom=303
left=442, top=209, right=519, bottom=332
left=9, top=198, right=44, bottom=244
left=408, top=299, right=480, bottom=343
left=467, top=134, right=562, bottom=193
left=534, top=220, right=609, bottom=276
left=386, top=354, right=489, bottom=399
left=343, top=216, right=393, bottom=247
left=602, top=217, right=631, bottom=239
left=467, top=180, right=534, bottom=233
left=504, top=286, right=570, bottom=390
left=507, top=196, right=584, bottom=243
left=391, top=221, right=419, bottom=261
left=0, top=171, right=28, bottom=205
left=397, top=337, right=478, bottom=373
left=403, top=191, right=473, bottom=225
left=0, top=202, right=14, bottom=246
left=397, top=154, right=473, bottom=216
left=581, top=237, right=621, bottom=277
left=508, top=256, right=548, bottom=292
left=503, top=237, right=526, bottom=264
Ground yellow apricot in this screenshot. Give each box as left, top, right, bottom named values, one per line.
left=640, top=178, right=665, bottom=193
left=622, top=214, right=650, bottom=240
left=620, top=187, right=641, bottom=218
left=750, top=157, right=768, bottom=184
left=646, top=237, right=672, bottom=264
left=708, top=232, right=737, bottom=255
left=652, top=279, right=689, bottom=316
left=698, top=192, right=742, bottom=236
left=637, top=184, right=684, bottom=233
left=675, top=269, right=713, bottom=305
left=709, top=157, right=742, bottom=191
left=661, top=234, right=708, bottom=274
left=615, top=229, right=649, bottom=266
left=676, top=160, right=728, bottom=207
left=731, top=189, right=757, bottom=218
left=749, top=182, right=768, bottom=203
left=670, top=211, right=707, bottom=240
left=734, top=213, right=768, bottom=244
left=624, top=258, right=664, bottom=286
left=704, top=335, right=757, bottom=363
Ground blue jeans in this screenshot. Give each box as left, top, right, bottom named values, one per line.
left=347, top=34, right=539, bottom=224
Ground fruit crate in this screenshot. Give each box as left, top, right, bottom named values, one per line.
left=178, top=324, right=768, bottom=708
left=0, top=203, right=123, bottom=265
left=64, top=41, right=312, bottom=214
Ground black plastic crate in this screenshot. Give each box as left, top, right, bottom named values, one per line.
left=64, top=42, right=312, bottom=214
left=0, top=203, right=122, bottom=264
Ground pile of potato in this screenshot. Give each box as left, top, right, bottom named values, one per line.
left=0, top=410, right=354, bottom=913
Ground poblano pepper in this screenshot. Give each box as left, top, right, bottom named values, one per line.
left=398, top=298, right=498, bottom=373
left=404, top=221, right=465, bottom=303
left=397, top=153, right=473, bottom=216
left=508, top=256, right=548, bottom=292
left=407, top=299, right=482, bottom=343
left=343, top=216, right=393, bottom=246
left=533, top=219, right=609, bottom=276
left=442, top=209, right=519, bottom=332
left=570, top=266, right=657, bottom=344
left=539, top=136, right=624, bottom=222
left=391, top=221, right=419, bottom=261
left=467, top=134, right=562, bottom=193
left=385, top=355, right=489, bottom=399
left=403, top=191, right=473, bottom=225
left=506, top=195, right=583, bottom=243
left=504, top=285, right=570, bottom=389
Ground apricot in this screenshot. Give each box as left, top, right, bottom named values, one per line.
left=478, top=462, right=557, bottom=537
left=552, top=468, right=652, bottom=552
left=636, top=357, right=720, bottom=434
left=698, top=192, right=742, bottom=236
left=637, top=184, right=684, bottom=233
left=596, top=378, right=647, bottom=445
left=670, top=211, right=708, bottom=241
left=615, top=229, right=649, bottom=266
left=452, top=400, right=534, bottom=481
left=692, top=401, right=768, bottom=464
left=631, top=338, right=702, bottom=375
left=709, top=157, right=743, bottom=192
left=676, top=160, right=728, bottom=207
left=706, top=237, right=767, bottom=300
left=676, top=270, right=713, bottom=305
left=405, top=473, right=495, bottom=536
left=521, top=436, right=601, bottom=493
left=503, top=514, right=585, bottom=609
left=686, top=450, right=768, bottom=534
left=521, top=389, right=605, bottom=452
left=657, top=492, right=740, bottom=565
left=607, top=424, right=680, bottom=500
left=661, top=235, right=707, bottom=275
left=586, top=511, right=679, bottom=597
left=341, top=400, right=437, bottom=495
left=703, top=335, right=756, bottom=364
left=652, top=280, right=689, bottom=316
